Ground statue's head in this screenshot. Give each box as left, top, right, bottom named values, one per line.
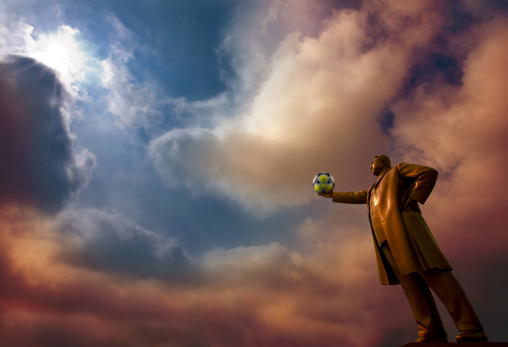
left=371, top=155, right=391, bottom=176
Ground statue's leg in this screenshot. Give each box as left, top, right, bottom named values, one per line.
left=381, top=245, right=447, bottom=340
left=418, top=269, right=485, bottom=333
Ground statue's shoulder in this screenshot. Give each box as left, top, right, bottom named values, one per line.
left=390, top=162, right=408, bottom=174
left=394, top=162, right=418, bottom=172
left=395, top=162, right=409, bottom=168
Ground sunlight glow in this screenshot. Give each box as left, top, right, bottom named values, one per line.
left=25, top=25, right=89, bottom=91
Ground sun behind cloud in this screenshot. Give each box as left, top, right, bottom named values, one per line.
left=25, top=25, right=89, bottom=90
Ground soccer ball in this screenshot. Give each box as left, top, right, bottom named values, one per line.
left=313, top=172, right=335, bottom=194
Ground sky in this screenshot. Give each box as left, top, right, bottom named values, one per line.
left=0, top=0, right=507, bottom=346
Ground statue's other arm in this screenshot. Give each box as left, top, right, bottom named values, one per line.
left=397, top=163, right=438, bottom=205
left=332, top=190, right=368, bottom=204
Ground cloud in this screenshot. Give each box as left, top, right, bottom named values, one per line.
left=149, top=1, right=447, bottom=217
left=0, top=56, right=96, bottom=214
left=0, top=4, right=33, bottom=57
left=0, top=207, right=183, bottom=346
left=202, top=242, right=316, bottom=290
left=390, top=17, right=508, bottom=196
left=98, top=15, right=232, bottom=137
left=97, top=16, right=163, bottom=130
left=100, top=53, right=164, bottom=130
left=217, top=1, right=331, bottom=96
left=376, top=10, right=508, bottom=341
left=0, top=206, right=391, bottom=347
left=56, top=208, right=192, bottom=281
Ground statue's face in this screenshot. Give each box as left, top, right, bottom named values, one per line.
left=371, top=157, right=386, bottom=176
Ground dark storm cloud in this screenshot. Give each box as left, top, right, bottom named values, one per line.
left=56, top=208, right=194, bottom=282
left=0, top=56, right=95, bottom=214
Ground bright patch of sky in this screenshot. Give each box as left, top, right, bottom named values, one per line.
left=2, top=0, right=242, bottom=100
left=24, top=25, right=91, bottom=93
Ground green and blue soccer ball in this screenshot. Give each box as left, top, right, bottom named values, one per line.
left=313, top=172, right=335, bottom=194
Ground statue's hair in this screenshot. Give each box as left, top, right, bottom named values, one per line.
left=374, top=154, right=391, bottom=167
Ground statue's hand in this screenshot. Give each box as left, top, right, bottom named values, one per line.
left=318, top=192, right=333, bottom=198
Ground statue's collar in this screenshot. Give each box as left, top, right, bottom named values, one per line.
left=372, top=168, right=390, bottom=188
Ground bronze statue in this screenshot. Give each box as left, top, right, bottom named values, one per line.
left=319, top=155, right=488, bottom=343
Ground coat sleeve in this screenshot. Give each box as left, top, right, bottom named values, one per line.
left=332, top=190, right=368, bottom=204
left=397, top=163, right=438, bottom=204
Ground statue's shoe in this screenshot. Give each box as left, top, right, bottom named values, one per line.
left=414, top=336, right=448, bottom=342
left=455, top=330, right=489, bottom=342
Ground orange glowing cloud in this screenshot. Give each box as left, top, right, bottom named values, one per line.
left=0, top=205, right=413, bottom=346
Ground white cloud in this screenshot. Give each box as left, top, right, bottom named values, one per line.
left=202, top=242, right=304, bottom=282
left=67, top=148, right=97, bottom=195
left=149, top=3, right=445, bottom=217
left=0, top=4, right=33, bottom=57
left=100, top=53, right=163, bottom=128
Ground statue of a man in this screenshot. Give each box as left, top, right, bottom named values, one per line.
left=320, top=155, right=488, bottom=343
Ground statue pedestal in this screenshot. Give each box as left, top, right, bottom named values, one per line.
left=401, top=343, right=508, bottom=347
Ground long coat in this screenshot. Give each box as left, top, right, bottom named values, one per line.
left=332, top=163, right=452, bottom=285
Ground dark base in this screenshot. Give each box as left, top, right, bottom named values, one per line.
left=401, top=343, right=508, bottom=347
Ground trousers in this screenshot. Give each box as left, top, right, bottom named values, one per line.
left=381, top=244, right=483, bottom=338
